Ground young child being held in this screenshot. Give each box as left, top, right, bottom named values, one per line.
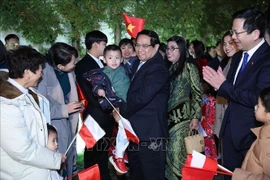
left=84, top=44, right=130, bottom=110
left=47, top=124, right=63, bottom=180
left=84, top=44, right=130, bottom=174
left=232, top=87, right=270, bottom=180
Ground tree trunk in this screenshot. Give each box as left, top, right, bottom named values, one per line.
left=114, top=24, right=122, bottom=45
left=72, top=38, right=81, bottom=58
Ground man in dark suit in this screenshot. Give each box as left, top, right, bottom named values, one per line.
left=75, top=30, right=114, bottom=180
left=114, top=30, right=169, bottom=180
left=203, top=8, right=270, bottom=180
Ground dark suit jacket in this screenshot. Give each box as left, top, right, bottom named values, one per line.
left=120, top=52, right=170, bottom=141
left=218, top=42, right=270, bottom=150
left=209, top=56, right=229, bottom=71
left=75, top=53, right=114, bottom=134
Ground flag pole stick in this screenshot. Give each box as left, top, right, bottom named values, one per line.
left=104, top=95, right=121, bottom=117
left=217, top=164, right=233, bottom=174
left=103, top=96, right=124, bottom=129
left=65, top=133, right=78, bottom=155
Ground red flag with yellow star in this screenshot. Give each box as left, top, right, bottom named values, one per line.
left=123, top=13, right=145, bottom=38
left=76, top=82, right=88, bottom=121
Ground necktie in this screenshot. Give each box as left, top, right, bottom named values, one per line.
left=136, top=61, right=144, bottom=72
left=131, top=61, right=144, bottom=81
left=240, top=52, right=249, bottom=73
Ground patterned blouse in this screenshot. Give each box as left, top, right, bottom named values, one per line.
left=168, top=62, right=202, bottom=120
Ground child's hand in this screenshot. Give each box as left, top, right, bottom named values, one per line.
left=97, top=89, right=105, bottom=97
left=61, top=154, right=67, bottom=163
left=112, top=108, right=120, bottom=123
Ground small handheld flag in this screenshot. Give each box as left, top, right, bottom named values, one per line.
left=104, top=95, right=140, bottom=144
left=79, top=115, right=106, bottom=149
left=182, top=151, right=232, bottom=180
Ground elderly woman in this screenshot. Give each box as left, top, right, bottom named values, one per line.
left=165, top=35, right=202, bottom=180
left=0, top=46, right=65, bottom=179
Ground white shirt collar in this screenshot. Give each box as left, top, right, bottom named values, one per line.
left=87, top=52, right=104, bottom=68
left=233, top=39, right=265, bottom=84
left=246, top=38, right=265, bottom=60
left=7, top=78, right=28, bottom=94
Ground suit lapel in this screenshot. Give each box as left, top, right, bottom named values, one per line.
left=235, top=42, right=269, bottom=85
left=86, top=53, right=100, bottom=69
left=130, top=59, right=140, bottom=81
left=227, top=52, right=241, bottom=83
left=131, top=52, right=161, bottom=82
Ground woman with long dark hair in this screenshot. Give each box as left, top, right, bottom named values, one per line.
left=189, top=40, right=208, bottom=78
left=214, top=31, right=239, bottom=154
left=165, top=35, right=202, bottom=179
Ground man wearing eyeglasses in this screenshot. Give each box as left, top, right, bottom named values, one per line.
left=203, top=8, right=270, bottom=180
left=115, top=29, right=169, bottom=180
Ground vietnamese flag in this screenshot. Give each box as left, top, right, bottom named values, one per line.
left=78, top=164, right=100, bottom=180
left=76, top=82, right=88, bottom=120
left=123, top=13, right=145, bottom=38
left=79, top=115, right=106, bottom=149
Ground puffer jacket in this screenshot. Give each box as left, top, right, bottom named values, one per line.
left=0, top=79, right=61, bottom=180
left=83, top=68, right=123, bottom=110
left=232, top=124, right=270, bottom=180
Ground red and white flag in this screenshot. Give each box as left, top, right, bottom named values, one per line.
left=79, top=115, right=105, bottom=149
left=187, top=151, right=232, bottom=175
left=119, top=115, right=140, bottom=144
left=182, top=151, right=232, bottom=180
left=102, top=95, right=139, bottom=144
left=78, top=164, right=100, bottom=180
left=186, top=151, right=217, bottom=171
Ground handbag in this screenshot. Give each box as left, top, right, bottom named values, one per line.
left=184, top=130, right=204, bottom=154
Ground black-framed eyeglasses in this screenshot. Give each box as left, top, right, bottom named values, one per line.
left=166, top=47, right=179, bottom=52
left=135, top=44, right=152, bottom=49
left=230, top=30, right=247, bottom=36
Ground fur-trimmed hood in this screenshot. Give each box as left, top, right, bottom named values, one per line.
left=0, top=78, right=51, bottom=124
left=0, top=80, right=61, bottom=180
left=0, top=79, right=22, bottom=99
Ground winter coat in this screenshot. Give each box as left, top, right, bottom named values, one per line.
left=0, top=79, right=62, bottom=180
left=232, top=124, right=270, bottom=180
left=37, top=63, right=79, bottom=177
left=83, top=68, right=124, bottom=110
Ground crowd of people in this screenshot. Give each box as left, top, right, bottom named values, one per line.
left=0, top=7, right=270, bottom=180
